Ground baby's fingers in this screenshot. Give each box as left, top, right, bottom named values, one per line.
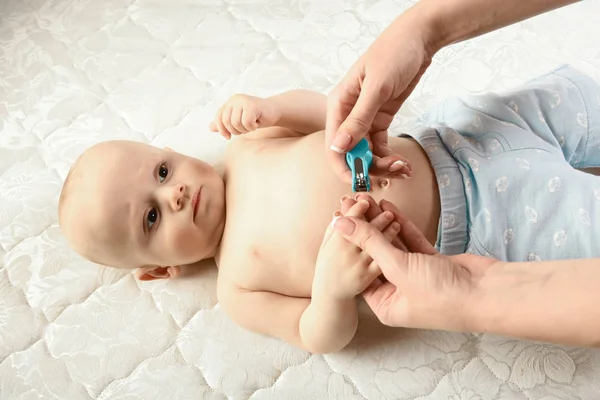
left=355, top=193, right=383, bottom=222
left=222, top=107, right=242, bottom=136
left=231, top=107, right=247, bottom=134
left=369, top=210, right=394, bottom=232
left=214, top=106, right=231, bottom=140
left=241, top=109, right=259, bottom=132
left=382, top=221, right=401, bottom=243
left=344, top=199, right=370, bottom=218
left=366, top=259, right=382, bottom=282
left=340, top=195, right=357, bottom=214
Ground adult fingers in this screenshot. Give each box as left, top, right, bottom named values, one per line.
left=325, top=85, right=357, bottom=184
left=379, top=200, right=437, bottom=255
left=330, top=77, right=388, bottom=154
left=325, top=145, right=353, bottom=184
left=333, top=216, right=408, bottom=279
left=354, top=193, right=383, bottom=222
left=343, top=199, right=370, bottom=219
left=361, top=278, right=400, bottom=327
left=340, top=195, right=406, bottom=251
left=370, top=129, right=394, bottom=158
left=370, top=155, right=412, bottom=177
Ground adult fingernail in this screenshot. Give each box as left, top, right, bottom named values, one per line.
left=333, top=217, right=356, bottom=235
left=330, top=134, right=352, bottom=153
left=333, top=211, right=342, bottom=218
left=383, top=211, right=393, bottom=221
left=340, top=195, right=350, bottom=203
left=389, top=160, right=406, bottom=172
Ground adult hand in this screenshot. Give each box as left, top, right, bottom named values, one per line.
left=334, top=198, right=499, bottom=332
left=325, top=12, right=435, bottom=183
left=326, top=0, right=577, bottom=184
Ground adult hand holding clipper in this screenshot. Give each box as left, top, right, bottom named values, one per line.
left=326, top=0, right=577, bottom=184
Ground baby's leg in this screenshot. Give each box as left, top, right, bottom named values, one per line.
left=425, top=65, right=600, bottom=169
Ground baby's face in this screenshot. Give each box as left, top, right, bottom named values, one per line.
left=65, top=141, right=225, bottom=270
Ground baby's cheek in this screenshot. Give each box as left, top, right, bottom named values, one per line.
left=167, top=225, right=204, bottom=256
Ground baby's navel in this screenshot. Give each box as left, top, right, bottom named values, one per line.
left=379, top=179, right=389, bottom=188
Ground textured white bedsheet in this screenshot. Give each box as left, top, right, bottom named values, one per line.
left=1, top=0, right=600, bottom=399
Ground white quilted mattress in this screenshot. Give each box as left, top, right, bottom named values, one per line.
left=2, top=0, right=600, bottom=399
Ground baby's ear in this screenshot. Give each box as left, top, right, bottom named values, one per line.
left=135, top=265, right=181, bottom=281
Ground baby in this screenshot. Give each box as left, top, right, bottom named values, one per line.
left=59, top=65, right=600, bottom=353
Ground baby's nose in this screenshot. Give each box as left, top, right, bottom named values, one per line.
left=170, top=184, right=186, bottom=210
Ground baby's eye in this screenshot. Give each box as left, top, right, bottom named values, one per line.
left=147, top=208, right=158, bottom=230
left=158, top=164, right=168, bottom=183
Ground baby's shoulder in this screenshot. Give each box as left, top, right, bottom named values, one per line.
left=217, top=240, right=269, bottom=289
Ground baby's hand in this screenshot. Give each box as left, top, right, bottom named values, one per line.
left=209, top=94, right=281, bottom=139
left=312, top=198, right=401, bottom=301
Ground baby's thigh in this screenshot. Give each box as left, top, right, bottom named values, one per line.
left=466, top=150, right=600, bottom=262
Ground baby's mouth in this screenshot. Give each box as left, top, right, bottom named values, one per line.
left=192, top=188, right=202, bottom=220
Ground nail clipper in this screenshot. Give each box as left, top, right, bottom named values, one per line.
left=345, top=138, right=373, bottom=192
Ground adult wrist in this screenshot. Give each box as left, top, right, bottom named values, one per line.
left=395, top=0, right=451, bottom=58
left=462, top=260, right=520, bottom=335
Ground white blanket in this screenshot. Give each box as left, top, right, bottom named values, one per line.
left=1, top=0, right=599, bottom=398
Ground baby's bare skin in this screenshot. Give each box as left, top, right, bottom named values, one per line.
left=212, top=103, right=441, bottom=353
left=59, top=90, right=441, bottom=353
left=218, top=131, right=439, bottom=298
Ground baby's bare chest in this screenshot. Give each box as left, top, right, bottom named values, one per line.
left=220, top=136, right=350, bottom=295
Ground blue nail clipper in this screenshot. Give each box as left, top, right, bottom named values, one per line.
left=345, top=138, right=373, bottom=192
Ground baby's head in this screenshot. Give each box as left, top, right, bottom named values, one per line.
left=59, top=140, right=226, bottom=280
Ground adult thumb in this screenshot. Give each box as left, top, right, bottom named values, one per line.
left=330, top=81, right=384, bottom=153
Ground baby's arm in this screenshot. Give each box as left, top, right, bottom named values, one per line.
left=211, top=90, right=326, bottom=140
left=219, top=286, right=358, bottom=354
left=266, top=90, right=327, bottom=135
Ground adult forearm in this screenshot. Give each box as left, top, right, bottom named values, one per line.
left=469, top=258, right=600, bottom=347
left=403, top=0, right=579, bottom=54
left=299, top=295, right=358, bottom=354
